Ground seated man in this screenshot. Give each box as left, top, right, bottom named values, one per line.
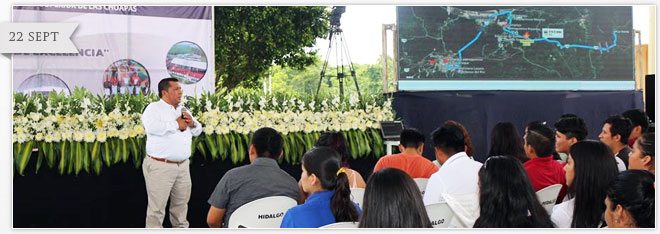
left=622, top=109, right=650, bottom=147
left=372, top=128, right=438, bottom=178
left=523, top=123, right=567, bottom=203
left=599, top=115, right=633, bottom=171
left=423, top=123, right=482, bottom=204
left=206, top=127, right=300, bottom=228
left=554, top=116, right=588, bottom=156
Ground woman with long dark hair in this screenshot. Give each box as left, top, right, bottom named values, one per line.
left=473, top=156, right=554, bottom=228
left=551, top=140, right=619, bottom=228
left=315, top=132, right=366, bottom=188
left=488, top=122, right=528, bottom=163
left=628, top=132, right=655, bottom=174
left=604, top=170, right=655, bottom=228
left=358, top=168, right=432, bottom=228
left=280, top=147, right=359, bottom=228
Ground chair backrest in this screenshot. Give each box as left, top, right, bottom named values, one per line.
left=425, top=202, right=455, bottom=228
left=441, top=193, right=480, bottom=228
left=536, top=184, right=562, bottom=215
left=432, top=160, right=440, bottom=168
left=349, top=188, right=365, bottom=209
left=413, top=178, right=429, bottom=195
left=227, top=196, right=297, bottom=228
left=320, top=222, right=359, bottom=228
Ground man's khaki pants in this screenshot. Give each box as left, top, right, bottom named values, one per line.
left=142, top=157, right=192, bottom=228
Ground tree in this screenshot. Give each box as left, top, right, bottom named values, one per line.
left=268, top=55, right=395, bottom=97
left=214, top=6, right=329, bottom=92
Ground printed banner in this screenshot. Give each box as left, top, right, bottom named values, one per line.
left=12, top=6, right=214, bottom=96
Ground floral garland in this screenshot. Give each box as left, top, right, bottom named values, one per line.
left=12, top=88, right=394, bottom=176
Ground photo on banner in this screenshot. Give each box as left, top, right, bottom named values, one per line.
left=12, top=6, right=215, bottom=96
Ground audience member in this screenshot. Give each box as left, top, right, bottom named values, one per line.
left=523, top=123, right=567, bottom=203
left=551, top=140, right=619, bottom=228
left=526, top=120, right=561, bottom=161
left=488, top=122, right=527, bottom=163
left=444, top=120, right=476, bottom=158
left=358, top=168, right=432, bottom=228
left=473, top=156, right=554, bottom=228
left=373, top=128, right=438, bottom=178
left=628, top=132, right=655, bottom=175
left=315, top=132, right=366, bottom=188
left=604, top=170, right=655, bottom=228
left=553, top=116, right=588, bottom=155
left=424, top=123, right=482, bottom=205
left=622, top=109, right=650, bottom=147
left=207, top=127, right=299, bottom=228
left=599, top=115, right=633, bottom=170
left=280, top=147, right=360, bottom=228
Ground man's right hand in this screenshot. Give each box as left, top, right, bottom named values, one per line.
left=176, top=116, right=187, bottom=131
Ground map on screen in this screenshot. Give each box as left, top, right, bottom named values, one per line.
left=397, top=6, right=633, bottom=84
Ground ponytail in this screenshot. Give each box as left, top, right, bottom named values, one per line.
left=302, top=147, right=359, bottom=223
left=331, top=169, right=358, bottom=222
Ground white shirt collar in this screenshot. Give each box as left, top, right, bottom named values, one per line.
left=443, top=152, right=468, bottom=166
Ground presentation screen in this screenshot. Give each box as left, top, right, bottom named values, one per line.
left=397, top=6, right=634, bottom=91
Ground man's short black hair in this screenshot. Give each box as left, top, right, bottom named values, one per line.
left=525, top=124, right=555, bottom=157
left=554, top=117, right=588, bottom=141
left=158, top=78, right=179, bottom=98
left=251, top=127, right=283, bottom=159
left=560, top=113, right=578, bottom=119
left=525, top=120, right=546, bottom=133
left=400, top=128, right=425, bottom=149
left=604, top=115, right=633, bottom=144
left=431, top=124, right=465, bottom=155
left=622, top=109, right=650, bottom=133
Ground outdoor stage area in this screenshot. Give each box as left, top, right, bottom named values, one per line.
left=13, top=89, right=643, bottom=228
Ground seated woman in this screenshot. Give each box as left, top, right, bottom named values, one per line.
left=551, top=140, right=619, bottom=228
left=628, top=132, right=655, bottom=175
left=473, top=156, right=554, bottom=228
left=604, top=170, right=654, bottom=228
left=488, top=122, right=528, bottom=163
left=358, top=168, right=432, bottom=228
left=280, top=147, right=360, bottom=228
left=298, top=132, right=366, bottom=203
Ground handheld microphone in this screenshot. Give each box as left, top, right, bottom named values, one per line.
left=181, top=107, right=188, bottom=119
left=180, top=107, right=188, bottom=132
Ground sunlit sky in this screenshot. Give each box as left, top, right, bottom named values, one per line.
left=312, top=5, right=653, bottom=65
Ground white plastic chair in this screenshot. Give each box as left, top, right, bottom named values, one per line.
left=425, top=202, right=455, bottom=228
left=320, top=222, right=359, bottom=228
left=349, top=188, right=365, bottom=209
left=536, top=184, right=562, bottom=215
left=227, top=196, right=297, bottom=228
left=413, top=178, right=429, bottom=195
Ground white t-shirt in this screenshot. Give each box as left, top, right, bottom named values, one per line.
left=423, top=152, right=482, bottom=204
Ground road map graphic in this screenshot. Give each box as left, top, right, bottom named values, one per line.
left=397, top=6, right=633, bottom=81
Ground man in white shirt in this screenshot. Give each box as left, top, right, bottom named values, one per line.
left=423, top=123, right=482, bottom=205
left=423, top=123, right=482, bottom=228
left=141, top=78, right=202, bottom=228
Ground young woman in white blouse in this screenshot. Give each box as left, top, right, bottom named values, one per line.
left=551, top=140, right=619, bottom=228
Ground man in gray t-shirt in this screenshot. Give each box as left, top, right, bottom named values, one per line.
left=206, top=128, right=299, bottom=228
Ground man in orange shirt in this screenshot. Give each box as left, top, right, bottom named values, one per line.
left=372, top=128, right=438, bottom=178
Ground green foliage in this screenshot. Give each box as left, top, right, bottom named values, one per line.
left=268, top=55, right=396, bottom=97
left=214, top=6, right=330, bottom=92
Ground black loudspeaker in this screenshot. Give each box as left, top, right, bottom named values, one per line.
left=646, top=74, right=655, bottom=123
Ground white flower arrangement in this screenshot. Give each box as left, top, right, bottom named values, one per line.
left=13, top=88, right=395, bottom=176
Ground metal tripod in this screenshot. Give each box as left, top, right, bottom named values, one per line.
left=315, top=24, right=363, bottom=106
